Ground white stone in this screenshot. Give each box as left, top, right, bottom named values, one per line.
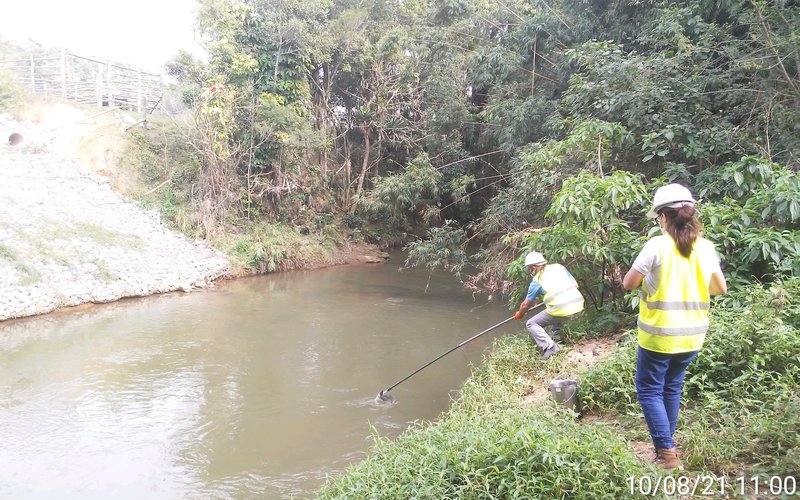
left=0, top=112, right=232, bottom=321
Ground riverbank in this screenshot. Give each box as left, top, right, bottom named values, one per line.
left=318, top=279, right=800, bottom=497
left=0, top=109, right=386, bottom=322
left=318, top=331, right=655, bottom=499
left=0, top=111, right=230, bottom=321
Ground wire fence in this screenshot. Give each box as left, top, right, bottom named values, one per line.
left=0, top=49, right=165, bottom=114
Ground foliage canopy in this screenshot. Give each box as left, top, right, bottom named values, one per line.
left=167, top=0, right=798, bottom=296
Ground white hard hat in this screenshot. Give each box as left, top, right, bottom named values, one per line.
left=524, top=251, right=547, bottom=266
left=647, top=183, right=696, bottom=218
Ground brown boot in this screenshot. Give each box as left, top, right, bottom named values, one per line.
left=654, top=447, right=682, bottom=471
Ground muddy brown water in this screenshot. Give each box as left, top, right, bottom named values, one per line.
left=0, top=256, right=513, bottom=498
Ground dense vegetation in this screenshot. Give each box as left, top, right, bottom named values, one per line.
left=159, top=0, right=798, bottom=286
left=582, top=278, right=800, bottom=475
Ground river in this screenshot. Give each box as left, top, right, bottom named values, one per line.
left=0, top=256, right=513, bottom=498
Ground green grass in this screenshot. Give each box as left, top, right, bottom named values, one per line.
left=90, top=258, right=117, bottom=282
left=227, top=222, right=334, bottom=273
left=16, top=264, right=42, bottom=286
left=72, top=222, right=143, bottom=249
left=0, top=243, right=18, bottom=262
left=32, top=241, right=71, bottom=267
left=318, top=334, right=656, bottom=499
left=0, top=243, right=41, bottom=285
left=319, top=393, right=653, bottom=499
left=318, top=404, right=650, bottom=499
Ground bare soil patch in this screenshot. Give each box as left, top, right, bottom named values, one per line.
left=521, top=333, right=625, bottom=405
left=629, top=440, right=656, bottom=462
left=519, top=333, right=662, bottom=467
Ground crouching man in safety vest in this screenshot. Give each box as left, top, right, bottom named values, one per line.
left=514, top=251, right=585, bottom=360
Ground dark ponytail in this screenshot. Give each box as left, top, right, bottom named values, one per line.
left=660, top=204, right=702, bottom=258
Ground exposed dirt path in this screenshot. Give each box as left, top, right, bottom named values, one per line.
left=520, top=333, right=625, bottom=405
left=582, top=413, right=655, bottom=463
left=518, top=333, right=661, bottom=465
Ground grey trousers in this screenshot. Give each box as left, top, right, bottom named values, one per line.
left=525, top=310, right=580, bottom=350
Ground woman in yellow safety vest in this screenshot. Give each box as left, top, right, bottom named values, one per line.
left=623, top=183, right=727, bottom=471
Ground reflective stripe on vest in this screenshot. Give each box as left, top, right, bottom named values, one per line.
left=537, top=264, right=584, bottom=317
left=640, top=296, right=710, bottom=311
left=637, top=237, right=710, bottom=353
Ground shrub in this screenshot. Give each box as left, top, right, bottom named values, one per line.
left=0, top=69, right=27, bottom=112
left=227, top=222, right=332, bottom=273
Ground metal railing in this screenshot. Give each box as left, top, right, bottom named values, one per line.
left=0, top=49, right=164, bottom=114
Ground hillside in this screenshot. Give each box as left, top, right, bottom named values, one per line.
left=0, top=106, right=230, bottom=321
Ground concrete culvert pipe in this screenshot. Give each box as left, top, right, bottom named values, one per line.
left=8, top=132, right=24, bottom=146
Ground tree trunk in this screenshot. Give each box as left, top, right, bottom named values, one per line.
left=320, top=63, right=329, bottom=178
left=247, top=93, right=256, bottom=218
left=274, top=150, right=283, bottom=192
left=274, top=43, right=282, bottom=93
left=356, top=125, right=371, bottom=196
left=531, top=35, right=537, bottom=95
left=343, top=132, right=352, bottom=208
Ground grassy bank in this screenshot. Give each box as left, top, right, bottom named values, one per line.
left=318, top=278, right=799, bottom=499
left=318, top=336, right=654, bottom=499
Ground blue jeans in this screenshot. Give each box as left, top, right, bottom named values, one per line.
left=635, top=347, right=698, bottom=450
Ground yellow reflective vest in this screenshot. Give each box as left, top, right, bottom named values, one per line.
left=536, top=264, right=585, bottom=317
left=637, top=237, right=712, bottom=353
